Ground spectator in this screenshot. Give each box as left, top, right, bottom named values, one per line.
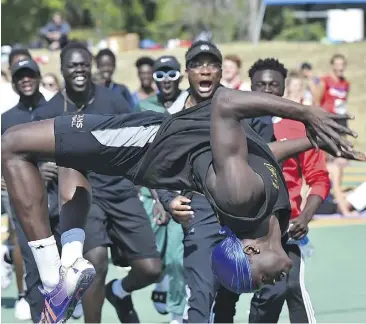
left=1, top=59, right=48, bottom=322
left=131, top=56, right=156, bottom=109
left=41, top=73, right=61, bottom=95
left=95, top=48, right=134, bottom=108
left=6, top=48, right=54, bottom=102
left=221, top=54, right=250, bottom=91
left=300, top=62, right=319, bottom=105
left=315, top=54, right=349, bottom=118
left=284, top=70, right=307, bottom=104
left=325, top=163, right=360, bottom=217
left=40, top=12, right=70, bottom=50
left=136, top=55, right=187, bottom=322
left=316, top=54, right=350, bottom=212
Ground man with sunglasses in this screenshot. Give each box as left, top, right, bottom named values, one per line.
left=137, top=55, right=187, bottom=323
left=2, top=41, right=362, bottom=324
left=162, top=42, right=278, bottom=323
left=138, top=56, right=184, bottom=113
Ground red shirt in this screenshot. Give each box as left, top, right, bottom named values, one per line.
left=273, top=118, right=330, bottom=219
left=320, top=75, right=350, bottom=114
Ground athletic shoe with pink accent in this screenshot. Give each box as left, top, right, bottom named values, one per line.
left=39, top=258, right=95, bottom=323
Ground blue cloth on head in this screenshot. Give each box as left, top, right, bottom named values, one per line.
left=211, top=226, right=253, bottom=294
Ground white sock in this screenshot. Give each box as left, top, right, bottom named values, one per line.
left=112, top=279, right=130, bottom=299
left=60, top=228, right=85, bottom=268
left=28, top=236, right=61, bottom=292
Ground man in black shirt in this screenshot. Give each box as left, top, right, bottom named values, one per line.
left=1, top=58, right=60, bottom=322
left=155, top=43, right=277, bottom=323
left=2, top=43, right=362, bottom=321
left=95, top=48, right=134, bottom=107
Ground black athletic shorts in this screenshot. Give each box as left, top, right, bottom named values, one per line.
left=54, top=111, right=164, bottom=178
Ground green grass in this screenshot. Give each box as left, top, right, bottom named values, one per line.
left=2, top=223, right=366, bottom=323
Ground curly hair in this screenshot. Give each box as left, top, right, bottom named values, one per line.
left=248, top=58, right=287, bottom=79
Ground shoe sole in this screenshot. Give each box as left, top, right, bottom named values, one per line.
left=60, top=268, right=96, bottom=323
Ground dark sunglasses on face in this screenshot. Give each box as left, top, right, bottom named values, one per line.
left=187, top=61, right=222, bottom=72
left=153, top=70, right=180, bottom=82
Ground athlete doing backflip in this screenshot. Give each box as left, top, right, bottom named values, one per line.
left=2, top=47, right=364, bottom=322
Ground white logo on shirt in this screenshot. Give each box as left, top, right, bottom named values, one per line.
left=200, top=45, right=210, bottom=51
left=71, top=114, right=84, bottom=129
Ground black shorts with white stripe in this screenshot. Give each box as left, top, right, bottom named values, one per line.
left=54, top=111, right=165, bottom=179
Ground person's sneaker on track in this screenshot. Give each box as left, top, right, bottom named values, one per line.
left=105, top=279, right=140, bottom=323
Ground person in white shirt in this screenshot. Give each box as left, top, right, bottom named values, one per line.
left=221, top=54, right=250, bottom=91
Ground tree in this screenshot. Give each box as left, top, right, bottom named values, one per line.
left=1, top=0, right=67, bottom=45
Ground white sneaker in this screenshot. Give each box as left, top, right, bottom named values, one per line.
left=14, top=297, right=31, bottom=321
left=1, top=244, right=13, bottom=290
left=39, top=257, right=95, bottom=323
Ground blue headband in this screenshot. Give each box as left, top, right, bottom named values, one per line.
left=211, top=226, right=253, bottom=294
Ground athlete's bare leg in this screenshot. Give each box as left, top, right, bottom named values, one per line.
left=2, top=120, right=95, bottom=322
left=58, top=167, right=91, bottom=232
left=2, top=120, right=57, bottom=240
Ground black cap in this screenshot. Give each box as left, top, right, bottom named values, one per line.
left=185, top=41, right=222, bottom=66
left=11, top=59, right=40, bottom=77
left=300, top=62, right=312, bottom=70
left=153, top=55, right=181, bottom=72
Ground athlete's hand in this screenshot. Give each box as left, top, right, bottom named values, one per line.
left=153, top=201, right=170, bottom=226
left=302, top=106, right=357, bottom=156
left=306, top=129, right=366, bottom=161
left=1, top=177, right=7, bottom=190
left=39, top=162, right=58, bottom=182
left=169, top=196, right=194, bottom=226
left=289, top=217, right=309, bottom=240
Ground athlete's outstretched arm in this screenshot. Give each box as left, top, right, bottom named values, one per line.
left=213, top=87, right=357, bottom=156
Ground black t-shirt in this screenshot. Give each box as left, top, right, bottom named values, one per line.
left=135, top=98, right=290, bottom=232
left=36, top=85, right=139, bottom=202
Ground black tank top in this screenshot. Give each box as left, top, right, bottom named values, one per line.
left=135, top=99, right=291, bottom=233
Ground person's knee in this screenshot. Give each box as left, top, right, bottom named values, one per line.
left=2, top=129, right=22, bottom=163
left=84, top=247, right=108, bottom=281
left=133, top=258, right=162, bottom=284
left=59, top=170, right=91, bottom=205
